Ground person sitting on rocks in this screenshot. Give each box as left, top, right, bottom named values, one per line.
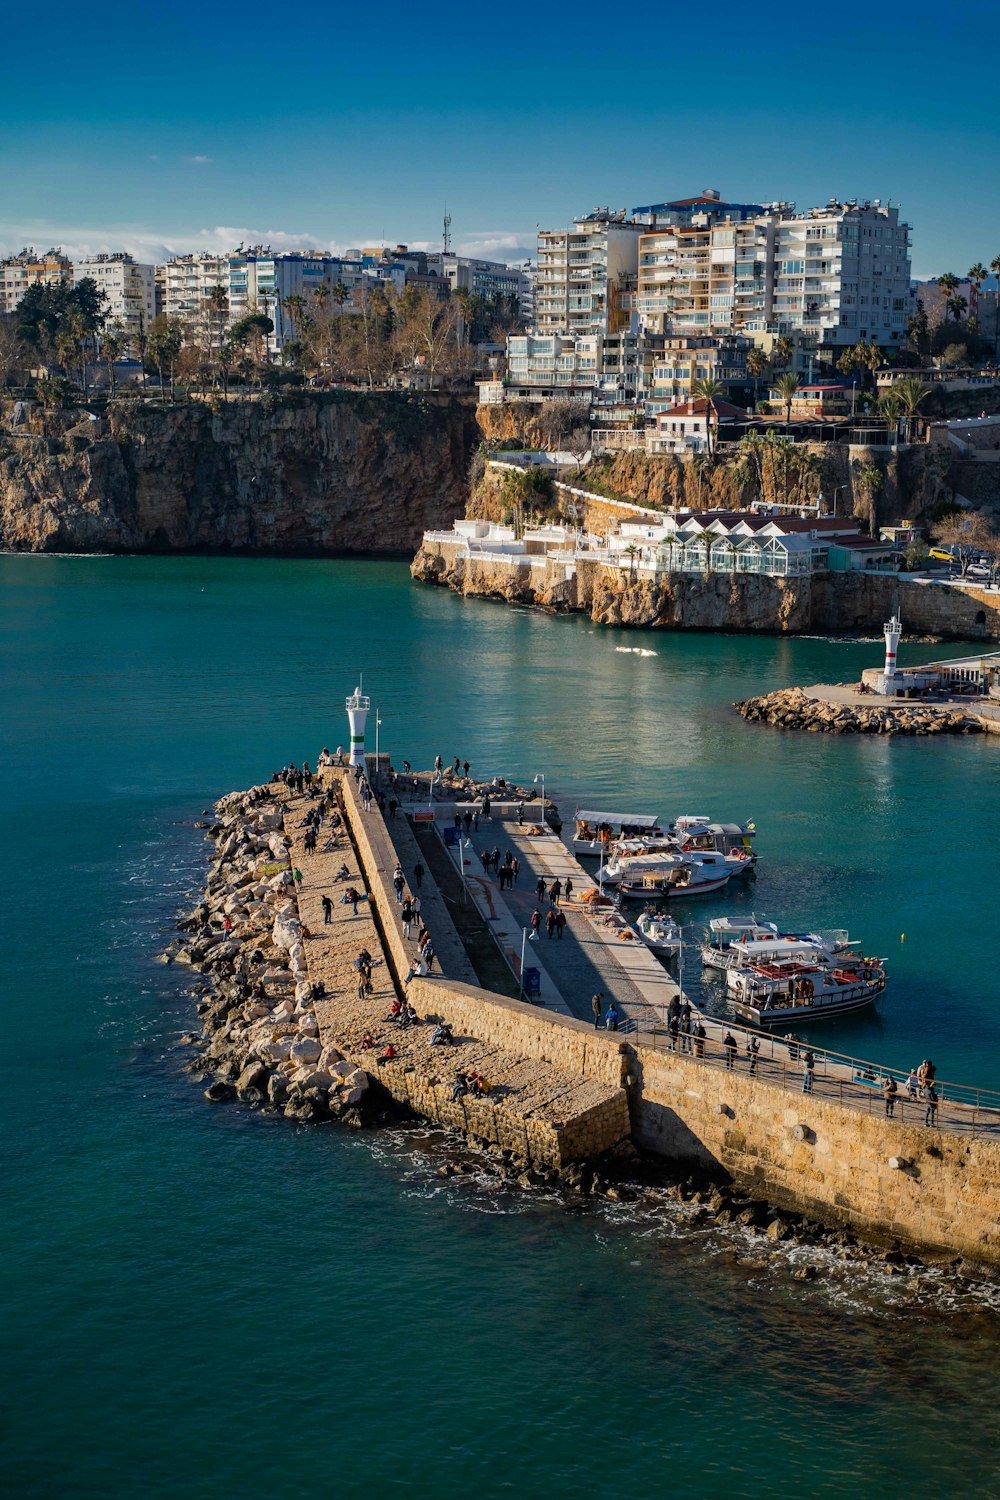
left=404, top=959, right=428, bottom=985
left=430, top=1022, right=454, bottom=1046
left=384, top=998, right=403, bottom=1021
left=360, top=1032, right=374, bottom=1050
left=381, top=1043, right=398, bottom=1061
left=451, top=1073, right=468, bottom=1101
left=336, top=863, right=350, bottom=881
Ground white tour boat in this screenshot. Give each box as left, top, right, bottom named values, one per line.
left=572, top=809, right=664, bottom=858
left=607, top=850, right=733, bottom=900
left=635, top=909, right=681, bottom=957
left=726, top=952, right=886, bottom=1025
left=673, top=816, right=758, bottom=875
left=701, top=923, right=856, bottom=972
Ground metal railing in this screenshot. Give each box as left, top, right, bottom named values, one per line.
left=628, top=1016, right=1000, bottom=1138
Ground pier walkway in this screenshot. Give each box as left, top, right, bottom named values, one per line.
left=390, top=787, right=1000, bottom=1142
left=279, top=777, right=630, bottom=1167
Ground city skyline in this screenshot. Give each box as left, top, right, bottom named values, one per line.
left=2, top=0, right=998, bottom=278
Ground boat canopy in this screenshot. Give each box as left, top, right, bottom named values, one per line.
left=575, top=810, right=660, bottom=828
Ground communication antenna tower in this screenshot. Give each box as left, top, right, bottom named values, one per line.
left=443, top=211, right=452, bottom=254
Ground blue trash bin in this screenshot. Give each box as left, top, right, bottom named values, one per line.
left=522, top=966, right=541, bottom=998
left=443, top=826, right=458, bottom=847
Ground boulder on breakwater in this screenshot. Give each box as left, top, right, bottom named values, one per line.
left=166, top=783, right=373, bottom=1126
left=736, top=686, right=985, bottom=736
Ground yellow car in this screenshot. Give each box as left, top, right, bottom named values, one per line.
left=928, top=547, right=957, bottom=562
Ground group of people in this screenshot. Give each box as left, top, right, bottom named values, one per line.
left=273, top=762, right=313, bottom=794
left=883, top=1059, right=939, bottom=1124
left=531, top=906, right=567, bottom=940
left=535, top=876, right=570, bottom=905
left=451, top=1070, right=491, bottom=1101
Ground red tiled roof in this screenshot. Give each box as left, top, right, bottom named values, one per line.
left=657, top=396, right=747, bottom=420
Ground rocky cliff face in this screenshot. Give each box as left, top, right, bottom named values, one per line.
left=0, top=392, right=478, bottom=554
left=411, top=542, right=1000, bottom=641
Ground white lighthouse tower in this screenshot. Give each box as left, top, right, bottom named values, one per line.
left=345, top=683, right=370, bottom=767
left=878, top=613, right=902, bottom=695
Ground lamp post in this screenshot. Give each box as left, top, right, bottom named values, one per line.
left=374, top=709, right=382, bottom=787
left=458, top=837, right=469, bottom=906
left=518, top=925, right=537, bottom=1002
left=533, top=771, right=545, bottom=823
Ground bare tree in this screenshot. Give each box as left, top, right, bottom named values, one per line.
left=0, top=317, right=30, bottom=388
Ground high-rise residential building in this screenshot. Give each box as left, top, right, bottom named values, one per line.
left=161, top=249, right=365, bottom=351
left=635, top=197, right=912, bottom=353
left=534, top=211, right=644, bottom=339
left=226, top=251, right=365, bottom=354
left=72, top=254, right=156, bottom=339
left=0, top=248, right=73, bottom=315
left=161, top=253, right=230, bottom=343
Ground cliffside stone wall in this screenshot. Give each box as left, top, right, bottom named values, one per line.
left=0, top=392, right=479, bottom=554
left=412, top=541, right=1000, bottom=641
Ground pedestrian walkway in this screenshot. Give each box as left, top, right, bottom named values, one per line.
left=437, top=814, right=678, bottom=1033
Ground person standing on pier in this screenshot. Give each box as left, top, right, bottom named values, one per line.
left=923, top=1083, right=939, bottom=1127
left=802, top=1049, right=815, bottom=1094
left=435, top=755, right=443, bottom=774
left=723, top=1032, right=737, bottom=1070
left=545, top=909, right=556, bottom=939
left=668, top=1015, right=679, bottom=1051
left=321, top=895, right=333, bottom=924
left=413, top=860, right=424, bottom=890
left=680, top=1010, right=692, bottom=1054
left=530, top=909, right=542, bottom=937
left=555, top=910, right=566, bottom=939
left=482, top=794, right=491, bottom=821
left=883, top=1075, right=898, bottom=1118
left=746, top=1035, right=760, bottom=1076
left=549, top=879, right=562, bottom=905
left=536, top=876, right=547, bottom=902
left=512, top=857, right=520, bottom=885
left=694, top=1022, right=706, bottom=1059
left=591, top=993, right=603, bottom=1029
left=393, top=865, right=405, bottom=904
left=402, top=896, right=414, bottom=938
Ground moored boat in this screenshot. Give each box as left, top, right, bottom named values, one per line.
left=636, top=909, right=681, bottom=957
left=726, top=952, right=886, bottom=1025
left=701, top=924, right=856, bottom=972
left=673, top=815, right=758, bottom=875
left=608, top=850, right=733, bottom=900
left=572, top=809, right=663, bottom=857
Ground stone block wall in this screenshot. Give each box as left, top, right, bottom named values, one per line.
left=631, top=1044, right=1000, bottom=1267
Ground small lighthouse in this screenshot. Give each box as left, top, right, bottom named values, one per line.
left=879, top=613, right=902, bottom=695
left=345, top=683, right=370, bottom=767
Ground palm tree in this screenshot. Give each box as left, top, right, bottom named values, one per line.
left=853, top=461, right=882, bottom=536
left=692, top=375, right=723, bottom=457
left=937, top=271, right=959, bottom=300
left=968, top=262, right=987, bottom=304
left=991, top=255, right=1000, bottom=364
left=774, top=334, right=794, bottom=369
left=946, top=293, right=968, bottom=323
left=746, top=347, right=767, bottom=410
left=892, top=375, right=932, bottom=441
left=101, top=326, right=126, bottom=396
left=774, top=372, right=799, bottom=432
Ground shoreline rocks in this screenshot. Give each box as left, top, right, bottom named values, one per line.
left=166, top=782, right=376, bottom=1127
left=736, top=686, right=986, bottom=736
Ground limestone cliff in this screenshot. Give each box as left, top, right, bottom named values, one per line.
left=0, top=392, right=478, bottom=554
left=411, top=541, right=1000, bottom=641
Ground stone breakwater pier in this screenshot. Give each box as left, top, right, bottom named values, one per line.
left=737, top=684, right=999, bottom=736
left=172, top=760, right=1000, bottom=1273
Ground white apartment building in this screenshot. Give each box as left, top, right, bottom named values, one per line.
left=161, top=253, right=230, bottom=342
left=635, top=197, right=912, bottom=353
left=73, top=254, right=156, bottom=339
left=426, top=252, right=528, bottom=310
left=535, top=212, right=644, bottom=339
left=505, top=334, right=602, bottom=400
left=227, top=252, right=365, bottom=354
left=162, top=250, right=365, bottom=352
left=0, top=249, right=72, bottom=315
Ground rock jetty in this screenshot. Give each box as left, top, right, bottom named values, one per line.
left=165, top=784, right=374, bottom=1125
left=736, top=686, right=986, bottom=736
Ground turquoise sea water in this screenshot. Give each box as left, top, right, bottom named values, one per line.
left=3, top=554, right=1000, bottom=1499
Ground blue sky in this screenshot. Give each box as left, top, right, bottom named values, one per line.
left=1, top=0, right=998, bottom=276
